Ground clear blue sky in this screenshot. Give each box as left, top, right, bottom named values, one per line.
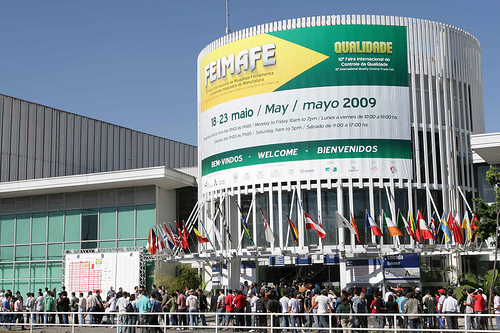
left=0, top=0, right=498, bottom=146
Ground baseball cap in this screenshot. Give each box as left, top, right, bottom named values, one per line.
left=437, top=289, right=445, bottom=293
left=415, top=287, right=421, bottom=292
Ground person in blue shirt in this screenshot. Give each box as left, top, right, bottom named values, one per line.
left=136, top=291, right=151, bottom=333
left=2, top=294, right=12, bottom=331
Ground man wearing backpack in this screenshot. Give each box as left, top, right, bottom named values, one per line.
left=43, top=291, right=55, bottom=324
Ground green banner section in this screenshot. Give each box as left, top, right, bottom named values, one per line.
left=202, top=139, right=412, bottom=176
left=268, top=25, right=408, bottom=90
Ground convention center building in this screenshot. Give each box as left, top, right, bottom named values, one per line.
left=0, top=14, right=496, bottom=294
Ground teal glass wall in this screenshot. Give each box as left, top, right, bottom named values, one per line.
left=0, top=186, right=156, bottom=296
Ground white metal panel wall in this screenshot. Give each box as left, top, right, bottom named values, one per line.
left=0, top=93, right=197, bottom=182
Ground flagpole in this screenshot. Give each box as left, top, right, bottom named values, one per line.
left=457, top=186, right=473, bottom=214
left=285, top=187, right=296, bottom=247
left=296, top=189, right=310, bottom=245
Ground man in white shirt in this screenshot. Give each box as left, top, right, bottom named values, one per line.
left=249, top=292, right=259, bottom=332
left=442, top=290, right=460, bottom=330
left=116, top=292, right=129, bottom=333
left=216, top=290, right=226, bottom=327
left=279, top=293, right=290, bottom=330
left=35, top=292, right=44, bottom=324
left=288, top=294, right=299, bottom=333
left=492, top=290, right=500, bottom=331
left=313, top=291, right=331, bottom=329
left=78, top=292, right=86, bottom=325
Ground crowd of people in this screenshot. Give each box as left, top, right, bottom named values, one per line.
left=1, top=282, right=500, bottom=332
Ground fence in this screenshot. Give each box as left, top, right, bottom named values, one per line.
left=1, top=311, right=500, bottom=332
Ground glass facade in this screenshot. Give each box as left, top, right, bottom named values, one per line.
left=0, top=186, right=156, bottom=296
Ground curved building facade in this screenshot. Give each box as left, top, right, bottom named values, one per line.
left=197, top=15, right=485, bottom=288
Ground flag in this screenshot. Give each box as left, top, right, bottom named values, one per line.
left=471, top=213, right=479, bottom=233
left=450, top=213, right=463, bottom=245
left=383, top=210, right=403, bottom=237
left=163, top=224, right=175, bottom=249
left=155, top=225, right=166, bottom=250
left=365, top=210, right=382, bottom=236
left=305, top=212, right=326, bottom=239
left=215, top=201, right=233, bottom=242
left=147, top=228, right=153, bottom=254
left=237, top=203, right=254, bottom=246
left=397, top=209, right=414, bottom=239
left=429, top=214, right=437, bottom=238
left=336, top=211, right=358, bottom=242
left=257, top=204, right=275, bottom=244
left=169, top=223, right=181, bottom=246
left=287, top=214, right=299, bottom=245
left=181, top=220, right=189, bottom=249
left=193, top=228, right=209, bottom=243
left=350, top=212, right=361, bottom=242
left=439, top=213, right=453, bottom=244
left=417, top=211, right=435, bottom=240
left=462, top=212, right=472, bottom=243
left=151, top=227, right=158, bottom=254
left=208, top=217, right=223, bottom=248
left=408, top=211, right=419, bottom=241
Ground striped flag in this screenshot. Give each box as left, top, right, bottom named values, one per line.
left=193, top=228, right=209, bottom=243
left=305, top=212, right=326, bottom=239
left=287, top=214, right=299, bottom=245
left=383, top=210, right=403, bottom=237
left=397, top=209, right=414, bottom=239
left=336, top=211, right=359, bottom=242
left=168, top=223, right=181, bottom=246
left=365, top=210, right=382, bottom=236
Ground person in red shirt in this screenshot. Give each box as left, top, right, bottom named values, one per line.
left=472, top=289, right=486, bottom=330
left=224, top=289, right=235, bottom=329
left=233, top=290, right=247, bottom=331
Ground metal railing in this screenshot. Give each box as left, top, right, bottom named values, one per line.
left=1, top=311, right=499, bottom=332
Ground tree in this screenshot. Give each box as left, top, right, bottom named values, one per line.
left=165, top=264, right=202, bottom=294
left=472, top=165, right=500, bottom=316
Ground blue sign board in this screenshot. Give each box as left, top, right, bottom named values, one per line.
left=269, top=256, right=285, bottom=266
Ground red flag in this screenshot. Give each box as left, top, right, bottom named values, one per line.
left=304, top=212, right=326, bottom=239
left=181, top=220, right=189, bottom=249
left=417, top=211, right=435, bottom=240
left=193, top=228, right=209, bottom=243
left=448, top=212, right=463, bottom=245
left=413, top=211, right=422, bottom=243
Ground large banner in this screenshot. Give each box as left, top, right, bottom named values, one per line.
left=198, top=25, right=411, bottom=193
left=64, top=251, right=140, bottom=295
